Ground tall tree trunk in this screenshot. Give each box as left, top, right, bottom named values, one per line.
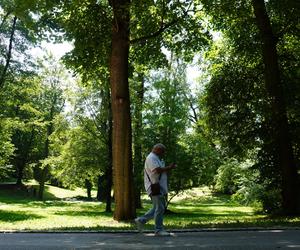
left=37, top=111, right=54, bottom=200
left=252, top=0, right=299, bottom=215
left=0, top=16, right=17, bottom=88
left=97, top=175, right=106, bottom=201
left=106, top=93, right=113, bottom=212
left=15, top=129, right=35, bottom=185
left=133, top=73, right=145, bottom=209
left=109, top=0, right=135, bottom=220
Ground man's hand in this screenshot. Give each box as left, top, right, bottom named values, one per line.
left=169, top=162, right=177, bottom=169
left=153, top=163, right=177, bottom=174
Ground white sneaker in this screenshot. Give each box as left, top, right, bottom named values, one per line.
left=155, top=230, right=170, bottom=236
left=134, top=218, right=144, bottom=233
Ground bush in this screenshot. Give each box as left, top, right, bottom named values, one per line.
left=214, top=159, right=240, bottom=194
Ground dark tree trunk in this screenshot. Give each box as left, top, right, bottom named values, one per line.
left=16, top=163, right=25, bottom=186
left=105, top=101, right=113, bottom=212
left=38, top=180, right=45, bottom=200
left=85, top=179, right=92, bottom=199
left=252, top=0, right=299, bottom=215
left=15, top=129, right=35, bottom=186
left=109, top=0, right=135, bottom=220
left=0, top=15, right=17, bottom=88
left=97, top=175, right=106, bottom=201
left=133, top=73, right=145, bottom=209
left=37, top=105, right=55, bottom=200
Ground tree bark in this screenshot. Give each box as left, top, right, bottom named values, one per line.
left=0, top=15, right=17, bottom=88
left=252, top=0, right=299, bottom=215
left=109, top=0, right=135, bottom=220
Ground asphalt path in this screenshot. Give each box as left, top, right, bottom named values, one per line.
left=0, top=229, right=299, bottom=250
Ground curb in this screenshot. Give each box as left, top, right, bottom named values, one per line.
left=1, top=227, right=300, bottom=234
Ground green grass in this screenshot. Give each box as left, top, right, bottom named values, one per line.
left=0, top=184, right=299, bottom=231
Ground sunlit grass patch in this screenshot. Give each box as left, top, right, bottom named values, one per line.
left=0, top=185, right=299, bottom=231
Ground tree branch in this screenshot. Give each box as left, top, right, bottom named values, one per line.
left=130, top=2, right=194, bottom=44
left=130, top=19, right=179, bottom=44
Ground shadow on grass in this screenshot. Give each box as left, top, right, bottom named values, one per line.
left=0, top=184, right=69, bottom=204
left=164, top=210, right=253, bottom=219
left=0, top=210, right=44, bottom=222
left=175, top=197, right=239, bottom=208
left=20, top=201, right=107, bottom=212
left=54, top=210, right=113, bottom=217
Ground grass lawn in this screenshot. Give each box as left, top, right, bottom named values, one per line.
left=0, top=184, right=299, bottom=231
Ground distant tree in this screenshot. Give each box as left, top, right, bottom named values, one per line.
left=32, top=54, right=65, bottom=200
left=143, top=59, right=195, bottom=206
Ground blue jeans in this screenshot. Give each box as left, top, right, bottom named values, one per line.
left=137, top=195, right=166, bottom=232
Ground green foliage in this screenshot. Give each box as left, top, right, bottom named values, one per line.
left=49, top=79, right=111, bottom=191
left=50, top=126, right=102, bottom=188
left=215, top=159, right=240, bottom=195
left=182, top=130, right=220, bottom=187
left=0, top=118, right=14, bottom=179
left=201, top=0, right=300, bottom=213
left=143, top=59, right=190, bottom=151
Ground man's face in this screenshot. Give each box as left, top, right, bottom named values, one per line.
left=155, top=148, right=165, bottom=158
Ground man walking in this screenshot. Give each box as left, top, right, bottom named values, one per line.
left=135, top=143, right=176, bottom=236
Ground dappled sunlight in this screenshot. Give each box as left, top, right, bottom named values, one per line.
left=0, top=185, right=299, bottom=231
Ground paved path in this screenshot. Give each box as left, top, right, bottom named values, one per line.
left=0, top=230, right=299, bottom=250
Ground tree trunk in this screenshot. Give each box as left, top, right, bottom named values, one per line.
left=109, top=0, right=135, bottom=220
left=37, top=117, right=53, bottom=200
left=252, top=0, right=299, bottom=215
left=133, top=73, right=145, bottom=209
left=85, top=179, right=92, bottom=199
left=0, top=15, right=17, bottom=88
left=97, top=175, right=106, bottom=201
left=16, top=163, right=24, bottom=185
left=38, top=181, right=45, bottom=200
left=15, top=129, right=35, bottom=185
left=105, top=98, right=113, bottom=212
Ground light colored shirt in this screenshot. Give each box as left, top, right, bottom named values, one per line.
left=144, top=152, right=168, bottom=196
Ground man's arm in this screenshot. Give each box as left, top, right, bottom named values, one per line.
left=153, top=163, right=176, bottom=174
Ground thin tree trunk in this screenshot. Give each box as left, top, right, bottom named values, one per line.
left=38, top=100, right=55, bottom=200
left=133, top=73, right=144, bottom=209
left=97, top=175, right=106, bottom=201
left=16, top=163, right=25, bottom=186
left=252, top=0, right=299, bottom=215
left=37, top=126, right=52, bottom=200
left=109, top=0, right=135, bottom=221
left=15, top=128, right=35, bottom=185
left=38, top=181, right=45, bottom=200
left=106, top=90, right=113, bottom=212
left=0, top=16, right=17, bottom=88
left=85, top=179, right=92, bottom=199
